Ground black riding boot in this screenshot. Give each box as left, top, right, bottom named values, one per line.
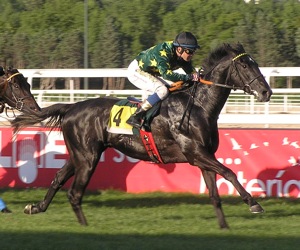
left=126, top=107, right=147, bottom=128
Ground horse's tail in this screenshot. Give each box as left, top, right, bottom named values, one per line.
left=11, top=103, right=74, bottom=135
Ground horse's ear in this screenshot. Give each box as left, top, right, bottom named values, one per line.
left=0, top=66, right=5, bottom=76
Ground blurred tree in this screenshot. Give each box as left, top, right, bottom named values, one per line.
left=11, top=33, right=30, bottom=68
left=234, top=13, right=256, bottom=54
left=253, top=10, right=280, bottom=67
left=90, top=16, right=122, bottom=68
left=0, top=0, right=299, bottom=88
left=296, top=28, right=300, bottom=58
left=278, top=0, right=300, bottom=66
left=0, top=32, right=14, bottom=66
left=56, top=30, right=84, bottom=68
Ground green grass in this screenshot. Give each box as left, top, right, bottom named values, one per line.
left=1, top=189, right=300, bottom=250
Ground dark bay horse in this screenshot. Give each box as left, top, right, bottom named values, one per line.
left=0, top=66, right=40, bottom=113
left=11, top=43, right=272, bottom=229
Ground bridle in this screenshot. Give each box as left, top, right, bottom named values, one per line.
left=178, top=52, right=264, bottom=130
left=200, top=52, right=264, bottom=96
left=0, top=72, right=32, bottom=112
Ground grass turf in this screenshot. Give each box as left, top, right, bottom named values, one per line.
left=0, top=188, right=299, bottom=250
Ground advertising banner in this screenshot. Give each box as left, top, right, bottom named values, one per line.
left=0, top=127, right=299, bottom=197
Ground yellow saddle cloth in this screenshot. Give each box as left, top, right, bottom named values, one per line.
left=107, top=100, right=138, bottom=135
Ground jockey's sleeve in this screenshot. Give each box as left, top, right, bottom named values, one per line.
left=157, top=60, right=191, bottom=82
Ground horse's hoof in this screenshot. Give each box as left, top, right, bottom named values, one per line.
left=24, top=204, right=39, bottom=215
left=250, top=203, right=264, bottom=213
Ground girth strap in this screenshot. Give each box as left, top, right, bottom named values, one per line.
left=139, top=130, right=164, bottom=164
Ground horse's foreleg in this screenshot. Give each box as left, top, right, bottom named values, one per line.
left=201, top=170, right=229, bottom=229
left=216, top=163, right=264, bottom=213
left=195, top=150, right=264, bottom=215
left=24, top=162, right=74, bottom=215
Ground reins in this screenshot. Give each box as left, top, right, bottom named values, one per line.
left=198, top=52, right=263, bottom=95
left=178, top=82, right=198, bottom=130
left=177, top=52, right=262, bottom=131
left=198, top=53, right=247, bottom=90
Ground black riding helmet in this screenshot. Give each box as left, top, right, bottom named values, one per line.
left=173, top=32, right=200, bottom=49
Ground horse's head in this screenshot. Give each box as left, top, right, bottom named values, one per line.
left=0, top=66, right=41, bottom=113
left=203, top=43, right=272, bottom=102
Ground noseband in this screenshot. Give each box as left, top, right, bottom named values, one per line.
left=0, top=72, right=32, bottom=111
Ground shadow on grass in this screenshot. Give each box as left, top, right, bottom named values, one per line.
left=82, top=192, right=300, bottom=216
left=2, top=190, right=300, bottom=250
left=1, top=231, right=300, bottom=250
left=2, top=188, right=246, bottom=207
left=82, top=191, right=246, bottom=208
left=4, top=188, right=300, bottom=218
left=3, top=189, right=300, bottom=229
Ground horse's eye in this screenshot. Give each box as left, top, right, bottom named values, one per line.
left=242, top=64, right=247, bottom=68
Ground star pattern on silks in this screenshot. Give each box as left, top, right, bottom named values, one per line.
left=160, top=49, right=167, bottom=57
left=166, top=69, right=173, bottom=75
left=150, top=59, right=157, bottom=67
left=138, top=60, right=144, bottom=68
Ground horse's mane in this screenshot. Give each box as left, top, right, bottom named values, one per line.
left=202, top=43, right=245, bottom=69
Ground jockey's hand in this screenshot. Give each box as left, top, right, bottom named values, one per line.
left=199, top=67, right=205, bottom=78
left=189, top=72, right=200, bottom=82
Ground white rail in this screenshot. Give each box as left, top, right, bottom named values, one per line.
left=26, top=88, right=300, bottom=127
left=31, top=89, right=147, bottom=107
left=1, top=67, right=298, bottom=127
left=29, top=88, right=300, bottom=113
left=18, top=67, right=300, bottom=86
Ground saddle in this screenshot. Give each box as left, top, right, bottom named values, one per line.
left=107, top=98, right=162, bottom=163
left=126, top=97, right=161, bottom=131
left=107, top=81, right=192, bottom=163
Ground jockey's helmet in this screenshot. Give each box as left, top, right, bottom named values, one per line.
left=173, top=32, right=200, bottom=49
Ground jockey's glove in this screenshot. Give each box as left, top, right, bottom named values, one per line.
left=199, top=67, right=205, bottom=78
left=188, top=72, right=200, bottom=82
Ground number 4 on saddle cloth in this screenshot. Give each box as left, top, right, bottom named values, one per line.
left=107, top=98, right=163, bottom=163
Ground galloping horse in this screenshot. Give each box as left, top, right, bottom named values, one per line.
left=11, top=43, right=272, bottom=229
left=0, top=66, right=40, bottom=113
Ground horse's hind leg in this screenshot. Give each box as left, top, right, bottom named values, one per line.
left=67, top=165, right=98, bottom=226
left=24, top=161, right=75, bottom=215
left=202, top=170, right=229, bottom=229
left=66, top=152, right=102, bottom=226
left=67, top=173, right=90, bottom=226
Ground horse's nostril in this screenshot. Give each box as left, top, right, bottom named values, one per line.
left=262, top=90, right=272, bottom=101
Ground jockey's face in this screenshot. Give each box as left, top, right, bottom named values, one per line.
left=176, top=47, right=196, bottom=62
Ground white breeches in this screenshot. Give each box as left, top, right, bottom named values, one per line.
left=127, top=60, right=172, bottom=100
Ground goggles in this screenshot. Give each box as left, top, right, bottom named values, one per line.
left=184, top=48, right=196, bottom=55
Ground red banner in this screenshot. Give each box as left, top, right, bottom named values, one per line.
left=0, top=127, right=300, bottom=197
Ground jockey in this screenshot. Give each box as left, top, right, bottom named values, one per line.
left=126, top=31, right=200, bottom=128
